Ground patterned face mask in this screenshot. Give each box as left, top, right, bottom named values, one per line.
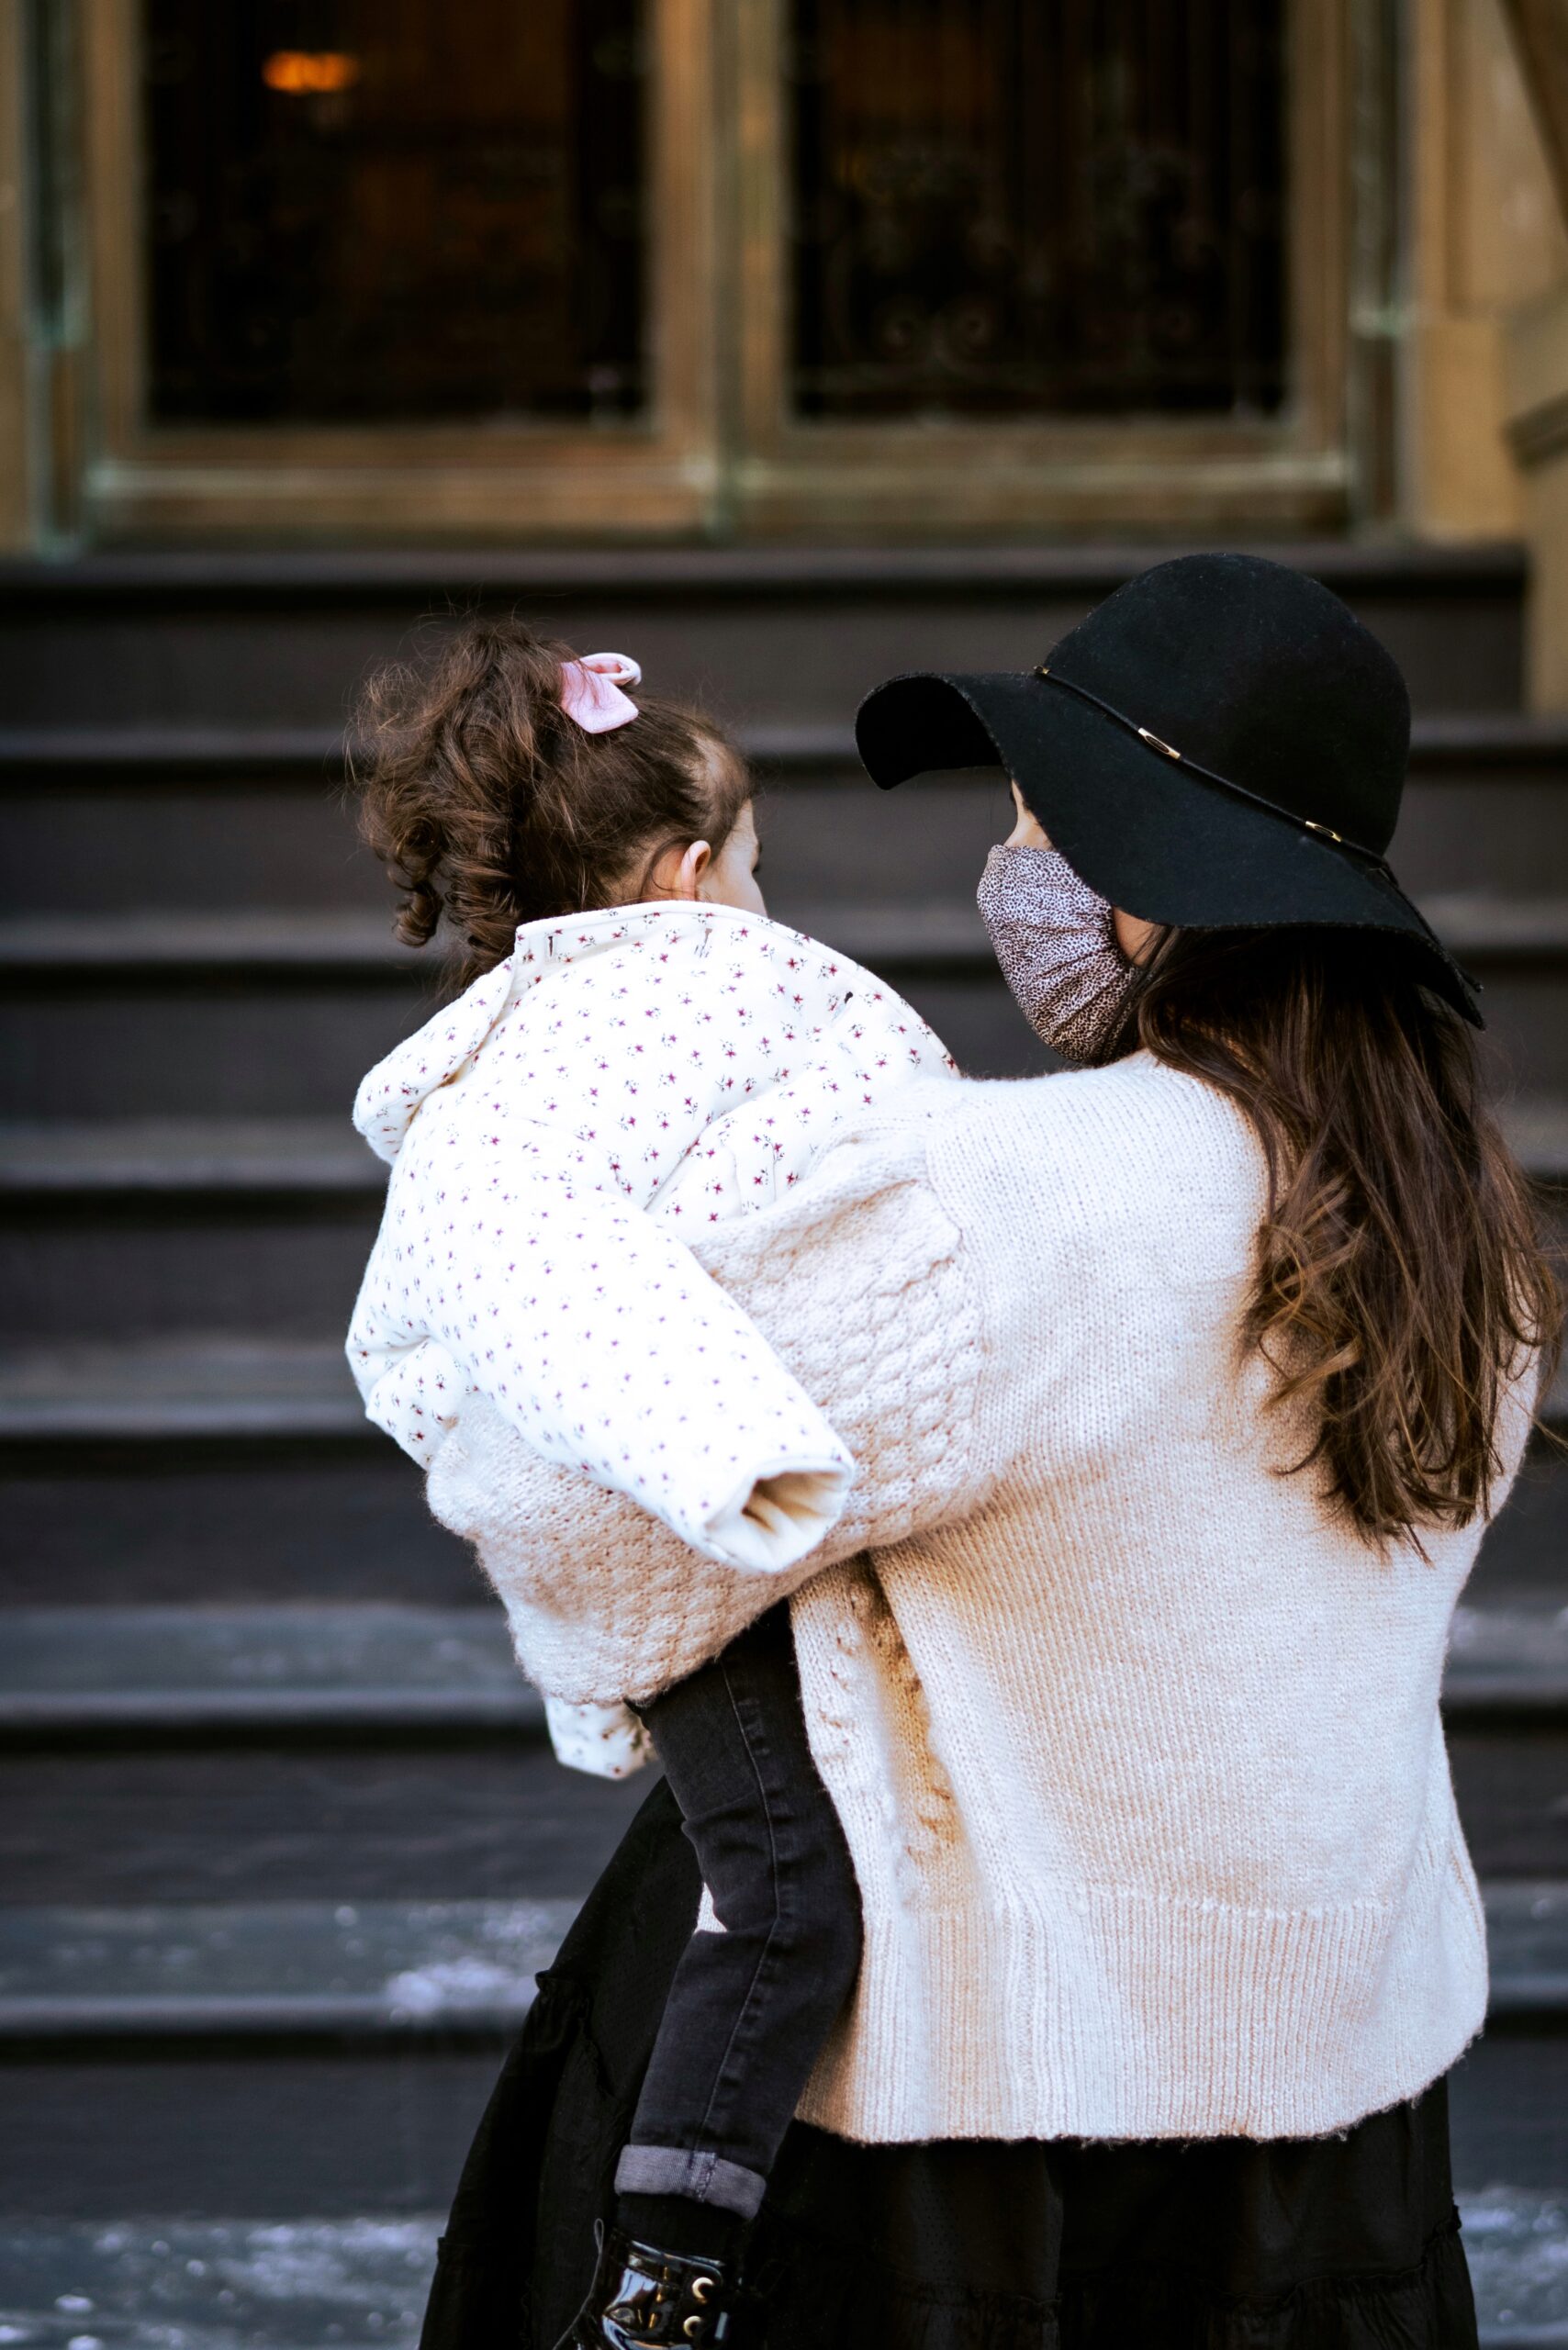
left=976, top=844, right=1139, bottom=1065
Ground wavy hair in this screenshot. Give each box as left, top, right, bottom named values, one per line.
left=350, top=618, right=751, bottom=991
left=1118, top=926, right=1560, bottom=1546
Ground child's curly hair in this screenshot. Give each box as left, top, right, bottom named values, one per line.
left=351, top=618, right=752, bottom=990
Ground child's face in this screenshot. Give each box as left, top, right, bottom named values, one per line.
left=700, top=800, right=767, bottom=915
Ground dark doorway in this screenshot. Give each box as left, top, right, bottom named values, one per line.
left=142, top=0, right=648, bottom=425
left=788, top=0, right=1288, bottom=420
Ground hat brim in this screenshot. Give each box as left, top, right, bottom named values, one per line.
left=856, top=670, right=1482, bottom=1026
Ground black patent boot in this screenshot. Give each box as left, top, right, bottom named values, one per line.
left=556, top=2224, right=741, bottom=2346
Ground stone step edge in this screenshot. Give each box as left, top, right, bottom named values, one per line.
left=0, top=1118, right=385, bottom=1197
left=6, top=1097, right=1567, bottom=1199
left=6, top=892, right=1568, bottom=976
left=0, top=1606, right=547, bottom=1741
left=0, top=2216, right=444, bottom=2350
left=0, top=1602, right=1559, bottom=1740
left=4, top=1342, right=1566, bottom=1448
left=0, top=1685, right=548, bottom=1738
left=0, top=710, right=1562, bottom=781
left=0, top=1897, right=573, bottom=2043
left=0, top=2209, right=1558, bottom=2350
left=0, top=1883, right=1558, bottom=2043
left=0, top=537, right=1529, bottom=604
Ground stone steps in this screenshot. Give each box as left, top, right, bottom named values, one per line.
left=0, top=2218, right=442, bottom=2350
left=0, top=1593, right=1560, bottom=1898
left=0, top=2209, right=1560, bottom=2350
left=1449, top=1601, right=1568, bottom=1714
left=5, top=1330, right=1567, bottom=1446
left=8, top=1098, right=1559, bottom=1202
left=3, top=542, right=1563, bottom=2317
left=7, top=890, right=1568, bottom=1126
left=0, top=1897, right=571, bottom=2040
left=0, top=1885, right=1559, bottom=2044
left=0, top=1608, right=547, bottom=1739
left=8, top=887, right=1568, bottom=974
left=0, top=545, right=1529, bottom=740
left=0, top=1884, right=1560, bottom=2220
left=8, top=692, right=1568, bottom=923
left=0, top=1341, right=375, bottom=1443
left=2, top=1337, right=1565, bottom=1614
left=0, top=1599, right=1558, bottom=1737
left=0, top=1740, right=643, bottom=1905
left=0, top=1120, right=383, bottom=1197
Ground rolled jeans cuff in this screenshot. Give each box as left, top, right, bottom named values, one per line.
left=614, top=2143, right=768, bottom=2221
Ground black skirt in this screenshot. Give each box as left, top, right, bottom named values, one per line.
left=420, top=1777, right=1478, bottom=2350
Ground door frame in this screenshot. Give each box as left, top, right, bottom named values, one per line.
left=75, top=0, right=722, bottom=539
left=724, top=0, right=1355, bottom=535
left=45, top=0, right=1365, bottom=542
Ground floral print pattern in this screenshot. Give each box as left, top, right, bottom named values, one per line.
left=348, top=901, right=956, bottom=1574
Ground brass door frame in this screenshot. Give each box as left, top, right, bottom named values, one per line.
left=726, top=0, right=1353, bottom=535
left=76, top=0, right=721, bottom=539
left=61, top=0, right=1355, bottom=540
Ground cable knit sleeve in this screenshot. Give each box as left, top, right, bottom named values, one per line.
left=424, top=1121, right=993, bottom=1707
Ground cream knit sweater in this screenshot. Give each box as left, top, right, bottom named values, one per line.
left=427, top=1053, right=1534, bottom=2147
left=345, top=902, right=953, bottom=1774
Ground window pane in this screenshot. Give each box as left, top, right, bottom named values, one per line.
left=143, top=0, right=647, bottom=424
left=789, top=0, right=1287, bottom=420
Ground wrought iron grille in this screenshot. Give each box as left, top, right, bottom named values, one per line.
left=788, top=0, right=1288, bottom=420
left=142, top=0, right=647, bottom=425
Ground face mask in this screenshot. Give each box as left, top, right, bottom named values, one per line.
left=976, top=844, right=1138, bottom=1064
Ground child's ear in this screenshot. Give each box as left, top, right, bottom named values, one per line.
left=648, top=839, right=711, bottom=901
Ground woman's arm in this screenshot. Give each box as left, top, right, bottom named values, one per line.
left=426, top=1122, right=996, bottom=1707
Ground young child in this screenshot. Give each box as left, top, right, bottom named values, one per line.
left=344, top=620, right=954, bottom=2344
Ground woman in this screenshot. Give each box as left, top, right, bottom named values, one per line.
left=419, top=554, right=1558, bottom=2349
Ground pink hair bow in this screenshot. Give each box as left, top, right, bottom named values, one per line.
left=559, top=651, right=642, bottom=734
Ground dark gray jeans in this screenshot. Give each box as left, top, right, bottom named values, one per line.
left=613, top=1604, right=863, bottom=2221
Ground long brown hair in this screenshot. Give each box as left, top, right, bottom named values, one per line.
left=351, top=618, right=752, bottom=990
left=1121, top=926, right=1560, bottom=1546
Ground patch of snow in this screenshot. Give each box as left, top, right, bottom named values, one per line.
left=1462, top=2188, right=1568, bottom=2337
left=384, top=1955, right=529, bottom=2014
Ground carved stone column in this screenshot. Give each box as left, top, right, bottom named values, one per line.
left=1498, top=0, right=1568, bottom=221
left=1501, top=1, right=1568, bottom=702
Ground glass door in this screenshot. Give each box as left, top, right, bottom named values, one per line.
left=731, top=0, right=1350, bottom=532
left=143, top=0, right=649, bottom=428
left=81, top=0, right=716, bottom=534
left=786, top=0, right=1288, bottom=421
left=73, top=0, right=1350, bottom=538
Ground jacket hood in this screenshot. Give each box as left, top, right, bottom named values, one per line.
left=352, top=901, right=841, bottom=1165
left=353, top=951, right=519, bottom=1164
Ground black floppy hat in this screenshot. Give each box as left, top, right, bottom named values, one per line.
left=856, top=552, right=1480, bottom=1024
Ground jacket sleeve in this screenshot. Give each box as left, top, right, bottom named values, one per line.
left=425, top=1125, right=997, bottom=1707
left=350, top=1125, right=854, bottom=1573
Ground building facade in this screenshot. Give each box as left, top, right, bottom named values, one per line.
left=1, top=0, right=1563, bottom=557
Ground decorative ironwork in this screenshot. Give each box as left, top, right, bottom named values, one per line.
left=788, top=0, right=1287, bottom=420
left=142, top=0, right=647, bottom=425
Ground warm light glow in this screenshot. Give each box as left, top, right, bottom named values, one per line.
left=262, top=50, right=361, bottom=95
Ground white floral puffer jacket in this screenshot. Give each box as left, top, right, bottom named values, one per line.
left=347, top=901, right=955, bottom=1771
